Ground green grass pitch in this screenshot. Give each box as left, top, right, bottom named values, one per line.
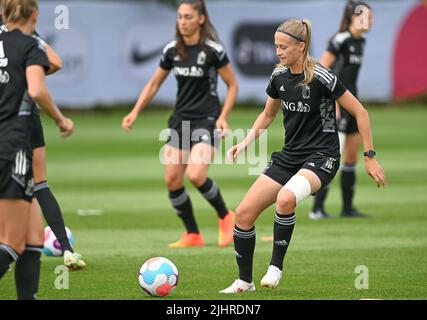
left=0, top=105, right=426, bottom=300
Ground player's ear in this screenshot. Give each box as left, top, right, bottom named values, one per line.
left=31, top=9, right=38, bottom=25
left=299, top=41, right=306, bottom=54
left=199, top=13, right=206, bottom=26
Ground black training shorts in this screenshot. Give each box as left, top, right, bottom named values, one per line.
left=0, top=152, right=33, bottom=202
left=263, top=151, right=340, bottom=189
left=166, top=115, right=221, bottom=150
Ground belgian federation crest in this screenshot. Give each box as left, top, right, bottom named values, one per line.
left=197, top=51, right=206, bottom=65
left=302, top=85, right=311, bottom=99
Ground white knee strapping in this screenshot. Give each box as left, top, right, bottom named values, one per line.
left=282, top=175, right=312, bottom=204
left=338, top=132, right=346, bottom=155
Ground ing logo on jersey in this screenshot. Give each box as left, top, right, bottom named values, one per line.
left=0, top=70, right=10, bottom=84
left=174, top=66, right=204, bottom=77
left=0, top=58, right=7, bottom=67
left=281, top=100, right=311, bottom=113
left=0, top=40, right=8, bottom=68
left=349, top=54, right=363, bottom=64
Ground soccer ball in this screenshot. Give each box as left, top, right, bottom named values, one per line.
left=43, top=226, right=74, bottom=256
left=138, top=257, right=179, bottom=297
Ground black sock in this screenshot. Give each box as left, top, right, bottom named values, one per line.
left=341, top=164, right=356, bottom=213
left=0, top=243, right=19, bottom=279
left=233, top=225, right=256, bottom=283
left=34, top=181, right=73, bottom=254
left=197, top=178, right=228, bottom=219
left=270, top=212, right=296, bottom=270
left=313, top=185, right=329, bottom=211
left=14, top=245, right=43, bottom=300
left=169, top=187, right=199, bottom=233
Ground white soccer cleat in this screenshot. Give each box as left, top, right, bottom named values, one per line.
left=219, top=279, right=256, bottom=293
left=64, top=250, right=86, bottom=270
left=308, top=209, right=331, bottom=220
left=260, top=265, right=282, bottom=288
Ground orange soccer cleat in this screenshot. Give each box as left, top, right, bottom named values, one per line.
left=218, top=210, right=235, bottom=248
left=168, top=232, right=205, bottom=248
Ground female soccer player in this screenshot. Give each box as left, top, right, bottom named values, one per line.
left=0, top=0, right=74, bottom=298
left=309, top=0, right=373, bottom=219
left=122, top=0, right=238, bottom=248
left=220, top=18, right=385, bottom=293
left=0, top=5, right=85, bottom=297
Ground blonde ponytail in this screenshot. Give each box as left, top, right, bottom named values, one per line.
left=276, top=19, right=317, bottom=86
left=3, top=0, right=38, bottom=24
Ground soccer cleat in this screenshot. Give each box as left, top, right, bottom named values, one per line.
left=168, top=232, right=205, bottom=248
left=219, top=279, right=256, bottom=293
left=341, top=209, right=368, bottom=218
left=64, top=250, right=86, bottom=271
left=308, top=209, right=331, bottom=220
left=260, top=265, right=282, bottom=288
left=218, top=210, right=235, bottom=248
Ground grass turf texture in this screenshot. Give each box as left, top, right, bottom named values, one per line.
left=0, top=105, right=426, bottom=300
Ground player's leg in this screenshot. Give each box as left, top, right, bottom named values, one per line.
left=341, top=132, right=366, bottom=217
left=32, top=146, right=73, bottom=254
left=220, top=174, right=283, bottom=293
left=187, top=142, right=234, bottom=247
left=261, top=169, right=321, bottom=288
left=32, top=147, right=85, bottom=269
left=309, top=116, right=347, bottom=221
left=14, top=201, right=44, bottom=300
left=0, top=200, right=30, bottom=279
left=309, top=185, right=331, bottom=220
left=164, top=145, right=203, bottom=247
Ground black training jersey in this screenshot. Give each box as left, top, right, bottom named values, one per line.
left=327, top=31, right=365, bottom=96
left=266, top=63, right=347, bottom=158
left=0, top=18, right=42, bottom=121
left=0, top=28, right=49, bottom=160
left=159, top=39, right=229, bottom=120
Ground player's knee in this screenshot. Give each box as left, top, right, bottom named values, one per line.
left=3, top=239, right=25, bottom=255
left=277, top=175, right=312, bottom=213
left=276, top=192, right=296, bottom=214
left=186, top=171, right=206, bottom=187
left=32, top=155, right=47, bottom=184
left=164, top=174, right=183, bottom=190
left=26, top=227, right=44, bottom=246
left=235, top=204, right=254, bottom=228
left=343, top=155, right=358, bottom=165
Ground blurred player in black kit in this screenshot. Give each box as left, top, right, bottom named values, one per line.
left=0, top=0, right=85, bottom=278
left=309, top=0, right=374, bottom=220
left=0, top=0, right=75, bottom=299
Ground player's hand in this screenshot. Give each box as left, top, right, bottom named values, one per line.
left=216, top=117, right=230, bottom=137
left=57, top=117, right=74, bottom=138
left=365, top=158, right=386, bottom=188
left=226, top=142, right=246, bottom=163
left=122, top=112, right=138, bottom=132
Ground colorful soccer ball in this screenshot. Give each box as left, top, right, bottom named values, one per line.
left=138, top=257, right=179, bottom=297
left=43, top=226, right=75, bottom=256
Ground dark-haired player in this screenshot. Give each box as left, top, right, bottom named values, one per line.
left=309, top=0, right=374, bottom=219
left=122, top=0, right=238, bottom=248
